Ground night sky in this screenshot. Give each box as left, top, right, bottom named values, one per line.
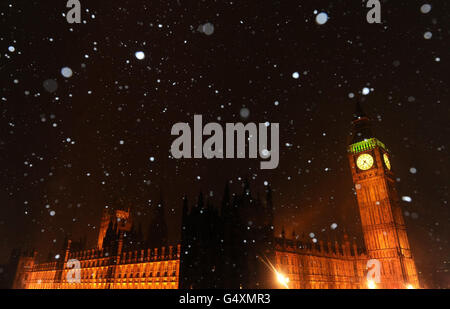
left=1, top=1, right=449, bottom=288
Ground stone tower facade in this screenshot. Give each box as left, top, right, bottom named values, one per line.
left=347, top=102, right=419, bottom=289
left=97, top=208, right=132, bottom=249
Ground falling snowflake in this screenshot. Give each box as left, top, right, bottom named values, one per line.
left=420, top=4, right=432, bottom=14
left=261, top=149, right=270, bottom=158
left=61, top=67, right=73, bottom=78
left=43, top=79, right=58, bottom=93
left=315, top=12, right=328, bottom=25
left=402, top=196, right=412, bottom=203
left=135, top=51, right=145, bottom=60
left=198, top=23, right=214, bottom=35
left=240, top=107, right=250, bottom=119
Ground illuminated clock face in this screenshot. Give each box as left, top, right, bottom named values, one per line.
left=356, top=153, right=374, bottom=170
left=383, top=153, right=391, bottom=170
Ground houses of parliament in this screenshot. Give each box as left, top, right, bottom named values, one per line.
left=8, top=104, right=420, bottom=289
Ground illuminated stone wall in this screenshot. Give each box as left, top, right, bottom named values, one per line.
left=17, top=245, right=180, bottom=289
left=274, top=236, right=368, bottom=289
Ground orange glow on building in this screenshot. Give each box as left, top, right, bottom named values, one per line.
left=13, top=244, right=180, bottom=289
left=367, top=280, right=376, bottom=289
left=10, top=104, right=421, bottom=290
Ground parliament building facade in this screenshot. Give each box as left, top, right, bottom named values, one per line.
left=10, top=105, right=420, bottom=289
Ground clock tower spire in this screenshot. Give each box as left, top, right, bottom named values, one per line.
left=347, top=102, right=419, bottom=289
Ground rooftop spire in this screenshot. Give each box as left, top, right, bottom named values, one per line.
left=349, top=101, right=374, bottom=144
left=353, top=100, right=368, bottom=120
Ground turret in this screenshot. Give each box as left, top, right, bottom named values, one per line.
left=64, top=239, right=72, bottom=263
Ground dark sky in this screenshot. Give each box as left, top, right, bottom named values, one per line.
left=1, top=1, right=449, bottom=288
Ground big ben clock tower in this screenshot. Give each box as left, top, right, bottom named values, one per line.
left=348, top=102, right=419, bottom=289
